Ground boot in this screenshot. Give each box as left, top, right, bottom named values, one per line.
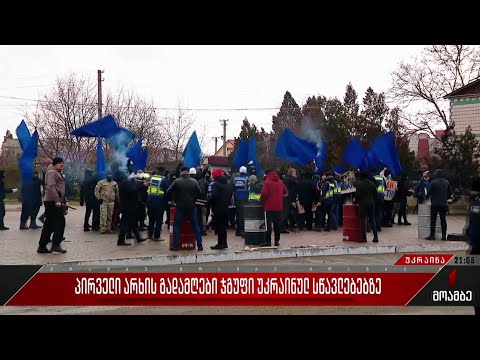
left=20, top=221, right=28, bottom=230
left=0, top=220, right=8, bottom=230
left=211, top=243, right=225, bottom=250
left=117, top=232, right=131, bottom=246
left=134, top=230, right=147, bottom=244
left=51, top=245, right=67, bottom=253
left=30, top=218, right=42, bottom=229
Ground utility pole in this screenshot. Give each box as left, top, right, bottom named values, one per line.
left=212, top=136, right=220, bottom=154
left=97, top=70, right=104, bottom=119
left=219, top=119, right=229, bottom=156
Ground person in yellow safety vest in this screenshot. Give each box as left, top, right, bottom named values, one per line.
left=374, top=173, right=386, bottom=231
left=316, top=175, right=336, bottom=231
left=146, top=166, right=170, bottom=241
left=248, top=175, right=262, bottom=203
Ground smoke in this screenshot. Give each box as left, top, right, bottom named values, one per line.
left=300, top=117, right=323, bottom=146
left=107, top=131, right=133, bottom=182
left=300, top=117, right=327, bottom=160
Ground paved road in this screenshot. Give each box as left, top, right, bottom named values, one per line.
left=0, top=204, right=470, bottom=265
left=1, top=252, right=473, bottom=315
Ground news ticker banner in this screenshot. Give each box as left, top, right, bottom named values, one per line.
left=1, top=254, right=479, bottom=306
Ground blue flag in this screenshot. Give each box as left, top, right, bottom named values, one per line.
left=126, top=138, right=147, bottom=172
left=232, top=139, right=249, bottom=169
left=275, top=129, right=317, bottom=167
left=333, top=164, right=346, bottom=174
left=96, top=137, right=107, bottom=180
left=16, top=120, right=31, bottom=151
left=247, top=137, right=264, bottom=176
left=71, top=115, right=121, bottom=139
left=18, top=130, right=38, bottom=183
left=342, top=137, right=367, bottom=169
left=368, top=132, right=402, bottom=176
left=183, top=131, right=201, bottom=168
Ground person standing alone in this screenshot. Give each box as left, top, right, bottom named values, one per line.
left=425, top=169, right=452, bottom=241
left=37, top=157, right=68, bottom=253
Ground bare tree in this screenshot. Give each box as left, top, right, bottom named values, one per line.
left=196, top=120, right=209, bottom=155
left=25, top=74, right=98, bottom=163
left=25, top=73, right=168, bottom=170
left=162, top=102, right=195, bottom=163
left=390, top=45, right=480, bottom=141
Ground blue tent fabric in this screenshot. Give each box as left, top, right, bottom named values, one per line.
left=70, top=115, right=119, bottom=138
left=275, top=129, right=318, bottom=167
left=16, top=120, right=31, bottom=151
left=232, top=139, right=249, bottom=169
left=342, top=137, right=367, bottom=169
left=368, top=132, right=402, bottom=176
left=18, top=130, right=38, bottom=183
left=96, top=137, right=107, bottom=180
left=183, top=131, right=201, bottom=169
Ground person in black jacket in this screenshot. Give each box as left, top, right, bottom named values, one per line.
left=425, top=169, right=453, bottom=241
left=354, top=171, right=379, bottom=243
left=396, top=174, right=412, bottom=225
left=29, top=171, right=43, bottom=229
left=166, top=166, right=203, bottom=251
left=282, top=168, right=298, bottom=231
left=464, top=177, right=480, bottom=315
left=117, top=173, right=148, bottom=246
left=0, top=169, right=18, bottom=230
left=209, top=168, right=233, bottom=249
left=20, top=180, right=33, bottom=230
left=80, top=169, right=100, bottom=232
left=296, top=171, right=316, bottom=231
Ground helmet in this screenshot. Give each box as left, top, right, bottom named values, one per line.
left=189, top=168, right=197, bottom=175
left=239, top=166, right=247, bottom=174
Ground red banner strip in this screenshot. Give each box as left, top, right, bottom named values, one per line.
left=6, top=273, right=435, bottom=306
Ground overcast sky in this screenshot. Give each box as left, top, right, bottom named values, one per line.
left=0, top=45, right=425, bottom=155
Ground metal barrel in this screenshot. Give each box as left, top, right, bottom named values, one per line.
left=417, top=203, right=442, bottom=239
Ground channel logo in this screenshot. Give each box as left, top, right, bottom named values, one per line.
left=432, top=269, right=473, bottom=303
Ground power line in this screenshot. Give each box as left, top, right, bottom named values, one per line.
left=0, top=84, right=53, bottom=91
left=0, top=94, right=429, bottom=112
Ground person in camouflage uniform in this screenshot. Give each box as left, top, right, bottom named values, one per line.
left=94, top=172, right=119, bottom=234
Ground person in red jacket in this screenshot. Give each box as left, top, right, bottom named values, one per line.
left=260, top=169, right=288, bottom=246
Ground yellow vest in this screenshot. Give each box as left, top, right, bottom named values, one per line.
left=374, top=176, right=385, bottom=194
left=249, top=192, right=261, bottom=201
left=147, top=176, right=165, bottom=196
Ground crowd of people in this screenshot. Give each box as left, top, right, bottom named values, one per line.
left=0, top=159, right=479, bottom=259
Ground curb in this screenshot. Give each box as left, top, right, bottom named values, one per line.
left=68, top=241, right=469, bottom=266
